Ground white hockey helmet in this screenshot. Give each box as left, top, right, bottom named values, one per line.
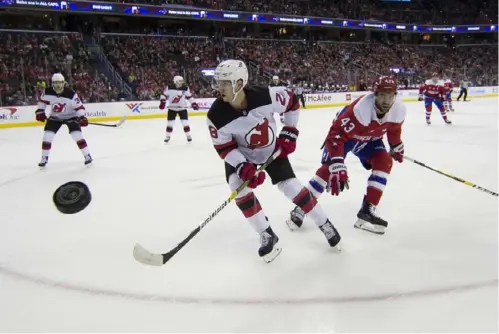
left=272, top=75, right=279, bottom=80
left=51, top=73, right=65, bottom=93
left=173, top=75, right=184, bottom=87
left=213, top=59, right=248, bottom=101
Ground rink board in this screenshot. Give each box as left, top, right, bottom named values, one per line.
left=1, top=86, right=497, bottom=128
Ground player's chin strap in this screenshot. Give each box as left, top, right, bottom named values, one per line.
left=231, top=86, right=244, bottom=102
left=404, top=155, right=498, bottom=197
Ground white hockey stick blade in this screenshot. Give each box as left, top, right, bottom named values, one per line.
left=116, top=116, right=127, bottom=127
left=133, top=243, right=164, bottom=266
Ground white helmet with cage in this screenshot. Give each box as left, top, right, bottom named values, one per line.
left=173, top=75, right=184, bottom=88
left=51, top=73, right=65, bottom=93
left=213, top=60, right=248, bottom=101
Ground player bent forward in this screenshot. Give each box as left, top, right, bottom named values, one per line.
left=288, top=76, right=406, bottom=235
left=35, top=73, right=92, bottom=167
left=207, top=60, right=341, bottom=263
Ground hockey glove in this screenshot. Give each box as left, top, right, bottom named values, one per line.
left=328, top=158, right=349, bottom=196
left=159, top=99, right=166, bottom=110
left=191, top=102, right=199, bottom=110
left=236, top=162, right=266, bottom=189
left=418, top=94, right=424, bottom=102
left=35, top=109, right=47, bottom=122
left=390, top=142, right=404, bottom=163
left=78, top=116, right=89, bottom=127
left=275, top=126, right=299, bottom=158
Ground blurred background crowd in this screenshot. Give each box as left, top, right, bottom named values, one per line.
left=0, top=0, right=496, bottom=106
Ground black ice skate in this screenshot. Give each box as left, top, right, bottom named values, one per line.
left=84, top=154, right=93, bottom=166
left=354, top=199, right=388, bottom=235
left=38, top=156, right=48, bottom=168
left=258, top=226, right=281, bottom=263
left=164, top=136, right=171, bottom=143
left=445, top=119, right=452, bottom=125
left=186, top=134, right=192, bottom=142
left=319, top=220, right=341, bottom=250
left=286, top=206, right=305, bottom=230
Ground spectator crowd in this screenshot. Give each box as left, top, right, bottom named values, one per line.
left=0, top=0, right=497, bottom=106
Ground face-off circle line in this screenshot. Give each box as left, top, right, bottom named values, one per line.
left=0, top=265, right=496, bottom=305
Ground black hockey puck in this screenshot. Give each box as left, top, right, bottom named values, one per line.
left=53, top=181, right=92, bottom=214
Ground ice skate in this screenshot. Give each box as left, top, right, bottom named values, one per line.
left=258, top=227, right=281, bottom=263
left=84, top=154, right=93, bottom=166
left=426, top=119, right=431, bottom=125
left=286, top=206, right=305, bottom=230
left=38, top=156, right=48, bottom=168
left=186, top=134, right=192, bottom=142
left=445, top=119, right=452, bottom=125
left=354, top=199, right=387, bottom=235
left=164, top=136, right=171, bottom=144
left=319, top=220, right=341, bottom=250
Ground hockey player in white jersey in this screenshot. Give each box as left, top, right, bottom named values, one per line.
left=35, top=73, right=92, bottom=167
left=159, top=75, right=199, bottom=143
left=207, top=60, right=341, bottom=263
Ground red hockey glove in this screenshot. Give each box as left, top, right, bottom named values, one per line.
left=390, top=142, right=404, bottom=163
left=159, top=99, right=166, bottom=110
left=328, top=158, right=349, bottom=196
left=78, top=116, right=89, bottom=127
left=236, top=162, right=266, bottom=189
left=35, top=109, right=47, bottom=122
left=275, top=126, right=299, bottom=158
left=191, top=102, right=199, bottom=110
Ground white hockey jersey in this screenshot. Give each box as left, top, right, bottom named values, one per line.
left=207, top=86, right=300, bottom=167
left=38, top=87, right=85, bottom=120
left=160, top=85, right=195, bottom=110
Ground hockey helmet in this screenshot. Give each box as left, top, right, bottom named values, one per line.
left=373, top=76, right=397, bottom=93
left=173, top=75, right=184, bottom=87
left=51, top=73, right=65, bottom=93
left=212, top=59, right=248, bottom=101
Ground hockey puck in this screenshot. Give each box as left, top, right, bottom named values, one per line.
left=53, top=181, right=92, bottom=214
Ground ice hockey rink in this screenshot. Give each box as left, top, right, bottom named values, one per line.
left=0, top=98, right=497, bottom=332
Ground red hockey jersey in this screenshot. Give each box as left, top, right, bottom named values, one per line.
left=419, top=79, right=445, bottom=99
left=325, top=93, right=406, bottom=158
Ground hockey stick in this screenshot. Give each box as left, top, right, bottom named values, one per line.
left=405, top=155, right=498, bottom=197
left=133, top=148, right=283, bottom=266
left=89, top=116, right=126, bottom=128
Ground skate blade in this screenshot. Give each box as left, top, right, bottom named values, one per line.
left=262, top=247, right=282, bottom=263
left=285, top=218, right=301, bottom=231
left=354, top=219, right=386, bottom=235
left=332, top=241, right=342, bottom=252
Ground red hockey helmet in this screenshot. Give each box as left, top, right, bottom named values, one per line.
left=373, top=76, right=397, bottom=93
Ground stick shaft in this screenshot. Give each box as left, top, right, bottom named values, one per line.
left=405, top=155, right=498, bottom=197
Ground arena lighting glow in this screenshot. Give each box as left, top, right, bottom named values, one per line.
left=0, top=0, right=497, bottom=33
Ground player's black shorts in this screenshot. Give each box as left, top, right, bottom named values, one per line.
left=225, top=156, right=296, bottom=185
left=167, top=109, right=188, bottom=121
left=44, top=117, right=81, bottom=133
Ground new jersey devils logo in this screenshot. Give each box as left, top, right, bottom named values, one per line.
left=171, top=95, right=182, bottom=104
left=52, top=103, right=66, bottom=113
left=245, top=118, right=275, bottom=149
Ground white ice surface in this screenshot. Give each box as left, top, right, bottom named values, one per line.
left=0, top=98, right=497, bottom=332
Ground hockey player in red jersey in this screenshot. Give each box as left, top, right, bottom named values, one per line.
left=443, top=76, right=455, bottom=112
left=288, top=76, right=406, bottom=235
left=207, top=59, right=341, bottom=263
left=418, top=72, right=451, bottom=125
left=35, top=73, right=92, bottom=167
